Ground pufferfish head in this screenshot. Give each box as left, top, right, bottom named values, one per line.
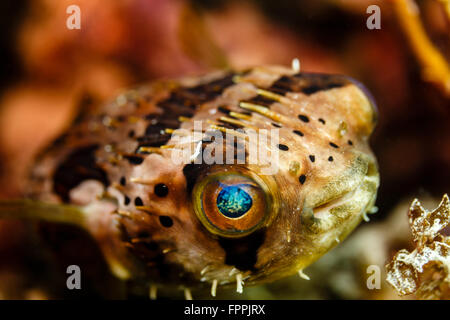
left=99, top=66, right=379, bottom=293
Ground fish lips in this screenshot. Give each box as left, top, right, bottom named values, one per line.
left=300, top=152, right=379, bottom=233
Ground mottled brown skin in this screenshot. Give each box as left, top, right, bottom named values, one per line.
left=26, top=66, right=380, bottom=292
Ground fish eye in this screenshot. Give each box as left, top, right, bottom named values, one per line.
left=216, top=185, right=252, bottom=218
left=192, top=172, right=272, bottom=238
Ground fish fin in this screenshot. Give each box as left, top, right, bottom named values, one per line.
left=0, top=199, right=86, bottom=228
left=0, top=199, right=135, bottom=280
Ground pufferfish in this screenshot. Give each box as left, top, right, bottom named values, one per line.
left=0, top=65, right=379, bottom=298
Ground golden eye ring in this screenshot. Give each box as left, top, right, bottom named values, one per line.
left=192, top=169, right=275, bottom=238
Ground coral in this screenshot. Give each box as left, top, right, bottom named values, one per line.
left=393, top=0, right=450, bottom=96
left=386, top=194, right=450, bottom=299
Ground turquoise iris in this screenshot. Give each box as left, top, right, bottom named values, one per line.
left=216, top=185, right=253, bottom=218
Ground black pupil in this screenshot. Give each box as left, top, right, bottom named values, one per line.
left=154, top=183, right=169, bottom=197
left=216, top=185, right=253, bottom=218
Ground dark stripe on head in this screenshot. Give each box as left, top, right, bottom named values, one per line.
left=269, top=73, right=350, bottom=96
left=268, top=76, right=300, bottom=95
left=136, top=73, right=236, bottom=151
left=293, top=73, right=349, bottom=95
left=182, top=163, right=213, bottom=194
left=243, top=95, right=277, bottom=107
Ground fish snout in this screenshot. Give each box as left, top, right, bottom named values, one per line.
left=301, top=153, right=379, bottom=234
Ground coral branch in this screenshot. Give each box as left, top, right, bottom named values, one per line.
left=386, top=194, right=450, bottom=299
left=393, top=0, right=450, bottom=96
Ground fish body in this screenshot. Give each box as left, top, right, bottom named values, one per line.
left=21, top=65, right=379, bottom=293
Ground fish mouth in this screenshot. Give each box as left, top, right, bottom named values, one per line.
left=307, top=155, right=379, bottom=224
left=312, top=188, right=359, bottom=219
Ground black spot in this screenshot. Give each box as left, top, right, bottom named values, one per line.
left=159, top=216, right=173, bottom=228
left=120, top=177, right=126, bottom=186
left=271, top=122, right=282, bottom=128
left=299, top=174, right=306, bottom=184
left=329, top=142, right=339, bottom=149
left=328, top=156, right=334, bottom=162
left=154, top=183, right=169, bottom=197
left=128, top=130, right=135, bottom=138
left=124, top=155, right=144, bottom=165
left=318, top=118, right=326, bottom=124
left=309, top=155, right=315, bottom=162
left=293, top=130, right=304, bottom=137
left=135, top=197, right=144, bottom=206
left=53, top=145, right=109, bottom=203
left=348, top=140, right=353, bottom=146
left=298, top=115, right=309, bottom=123
left=277, top=144, right=289, bottom=151
left=218, top=229, right=265, bottom=271
left=124, top=195, right=131, bottom=205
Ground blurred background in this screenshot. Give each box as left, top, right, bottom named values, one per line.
left=0, top=0, right=448, bottom=299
